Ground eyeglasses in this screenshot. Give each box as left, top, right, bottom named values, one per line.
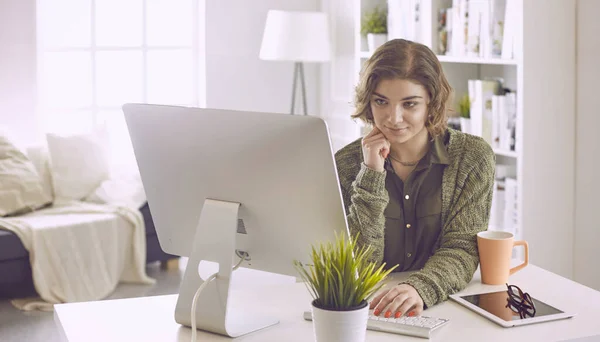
left=505, top=283, right=536, bottom=319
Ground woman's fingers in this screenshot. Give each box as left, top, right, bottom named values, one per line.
left=362, top=136, right=388, bottom=151
left=384, top=292, right=411, bottom=318
left=372, top=287, right=399, bottom=316
left=370, top=286, right=425, bottom=318
left=381, top=139, right=390, bottom=158
left=396, top=297, right=418, bottom=318
left=369, top=289, right=388, bottom=310
left=363, top=134, right=389, bottom=152
left=364, top=126, right=382, bottom=139
left=409, top=304, right=425, bottom=317
left=362, top=128, right=388, bottom=147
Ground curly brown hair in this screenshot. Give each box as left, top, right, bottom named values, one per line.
left=352, top=39, right=453, bottom=137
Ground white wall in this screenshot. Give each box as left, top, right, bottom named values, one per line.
left=521, top=0, right=576, bottom=279
left=320, top=0, right=367, bottom=151
left=204, top=0, right=321, bottom=116
left=574, top=0, right=600, bottom=290
left=0, top=0, right=41, bottom=146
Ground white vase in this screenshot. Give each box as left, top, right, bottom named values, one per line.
left=460, top=117, right=471, bottom=134
left=367, top=33, right=388, bottom=53
left=311, top=300, right=369, bottom=342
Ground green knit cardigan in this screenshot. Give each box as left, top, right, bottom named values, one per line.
left=334, top=128, right=496, bottom=308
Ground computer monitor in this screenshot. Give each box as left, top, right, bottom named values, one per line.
left=122, top=104, right=351, bottom=338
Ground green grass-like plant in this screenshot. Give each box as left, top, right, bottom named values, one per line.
left=459, top=93, right=470, bottom=118
left=293, top=232, right=397, bottom=310
left=361, top=6, right=388, bottom=36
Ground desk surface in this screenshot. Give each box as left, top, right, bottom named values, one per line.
left=55, top=263, right=600, bottom=342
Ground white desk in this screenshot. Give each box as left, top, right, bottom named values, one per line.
left=54, top=264, right=600, bottom=342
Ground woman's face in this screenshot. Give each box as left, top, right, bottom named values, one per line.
left=370, top=78, right=430, bottom=145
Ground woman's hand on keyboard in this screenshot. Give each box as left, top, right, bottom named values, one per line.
left=370, top=284, right=425, bottom=318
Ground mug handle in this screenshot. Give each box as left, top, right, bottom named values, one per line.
left=509, top=240, right=529, bottom=275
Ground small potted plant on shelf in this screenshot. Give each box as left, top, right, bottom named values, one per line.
left=459, top=93, right=471, bottom=134
left=294, top=232, right=396, bottom=342
left=361, top=6, right=388, bottom=53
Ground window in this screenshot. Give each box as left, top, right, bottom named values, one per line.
left=36, top=0, right=205, bottom=173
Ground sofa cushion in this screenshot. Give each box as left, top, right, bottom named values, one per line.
left=85, top=174, right=147, bottom=209
left=0, top=135, right=52, bottom=216
left=46, top=130, right=110, bottom=201
left=0, top=229, right=28, bottom=262
left=24, top=145, right=54, bottom=201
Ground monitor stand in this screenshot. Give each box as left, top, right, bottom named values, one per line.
left=174, top=199, right=279, bottom=337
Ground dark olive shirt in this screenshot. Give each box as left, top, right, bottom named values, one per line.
left=382, top=132, right=450, bottom=272
left=334, top=128, right=496, bottom=307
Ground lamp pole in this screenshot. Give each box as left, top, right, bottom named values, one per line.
left=290, top=62, right=308, bottom=115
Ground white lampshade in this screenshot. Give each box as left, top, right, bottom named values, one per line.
left=259, top=10, right=331, bottom=63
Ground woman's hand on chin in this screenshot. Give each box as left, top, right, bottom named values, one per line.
left=362, top=126, right=390, bottom=172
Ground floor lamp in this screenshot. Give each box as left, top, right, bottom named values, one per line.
left=259, top=10, right=331, bottom=115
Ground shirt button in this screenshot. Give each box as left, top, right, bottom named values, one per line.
left=407, top=253, right=412, bottom=258
left=405, top=195, right=410, bottom=200
left=406, top=224, right=411, bottom=229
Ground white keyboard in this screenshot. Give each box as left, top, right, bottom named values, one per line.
left=303, top=310, right=449, bottom=339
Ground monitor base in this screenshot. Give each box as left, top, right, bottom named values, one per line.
left=174, top=199, right=279, bottom=337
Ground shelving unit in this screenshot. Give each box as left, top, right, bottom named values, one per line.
left=354, top=0, right=523, bottom=243
left=336, top=0, right=576, bottom=277
left=436, top=55, right=518, bottom=66
left=493, top=149, right=518, bottom=159
left=360, top=50, right=518, bottom=66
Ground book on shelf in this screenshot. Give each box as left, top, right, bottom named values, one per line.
left=450, top=0, right=468, bottom=57
left=437, top=6, right=450, bottom=54
left=492, top=91, right=516, bottom=151
left=491, top=0, right=507, bottom=57
left=467, top=0, right=490, bottom=58
left=489, top=179, right=505, bottom=229
left=466, top=78, right=517, bottom=152
left=387, top=0, right=432, bottom=47
left=503, top=177, right=519, bottom=236
left=436, top=0, right=518, bottom=59
left=500, top=0, right=518, bottom=60
left=489, top=174, right=518, bottom=237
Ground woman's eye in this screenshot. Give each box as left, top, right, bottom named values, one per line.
left=374, top=99, right=387, bottom=106
left=403, top=101, right=417, bottom=108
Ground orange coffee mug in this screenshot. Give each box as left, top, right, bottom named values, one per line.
left=477, top=231, right=529, bottom=285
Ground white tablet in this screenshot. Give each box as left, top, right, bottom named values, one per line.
left=450, top=289, right=575, bottom=328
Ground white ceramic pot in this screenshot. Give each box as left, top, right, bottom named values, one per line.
left=311, top=300, right=369, bottom=342
left=460, top=117, right=471, bottom=134
left=367, top=33, right=388, bottom=53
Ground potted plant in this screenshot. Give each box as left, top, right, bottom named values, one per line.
left=361, top=6, right=388, bottom=53
left=459, top=93, right=471, bottom=134
left=294, top=233, right=397, bottom=342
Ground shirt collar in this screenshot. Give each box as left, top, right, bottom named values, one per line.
left=429, top=130, right=451, bottom=165
left=384, top=130, right=451, bottom=172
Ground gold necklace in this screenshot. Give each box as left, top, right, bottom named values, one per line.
left=388, top=154, right=419, bottom=167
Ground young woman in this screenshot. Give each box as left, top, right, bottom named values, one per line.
left=334, top=39, right=495, bottom=319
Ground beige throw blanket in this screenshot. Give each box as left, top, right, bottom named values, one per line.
left=0, top=201, right=155, bottom=311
